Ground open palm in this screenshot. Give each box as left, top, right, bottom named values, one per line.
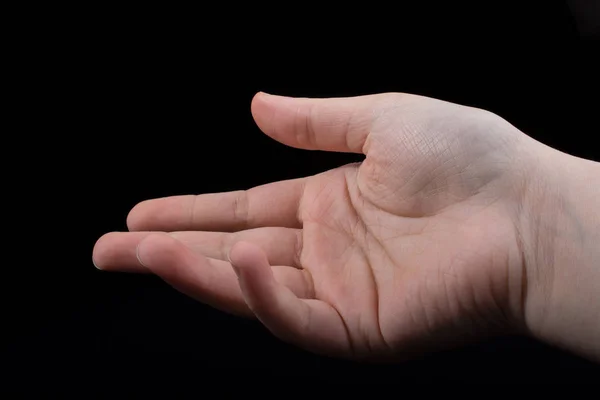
left=94, top=92, right=532, bottom=360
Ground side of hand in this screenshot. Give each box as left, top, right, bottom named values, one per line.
left=93, top=92, right=599, bottom=361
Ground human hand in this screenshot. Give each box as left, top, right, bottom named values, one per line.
left=93, top=92, right=599, bottom=361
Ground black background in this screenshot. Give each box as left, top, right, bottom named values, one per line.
left=5, top=1, right=599, bottom=394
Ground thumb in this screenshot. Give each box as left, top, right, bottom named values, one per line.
left=251, top=91, right=391, bottom=153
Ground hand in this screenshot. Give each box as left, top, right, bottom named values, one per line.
left=92, top=92, right=594, bottom=360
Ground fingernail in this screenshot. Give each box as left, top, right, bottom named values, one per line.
left=228, top=251, right=241, bottom=277
left=135, top=244, right=148, bottom=269
left=92, top=256, right=102, bottom=270
left=259, top=91, right=287, bottom=99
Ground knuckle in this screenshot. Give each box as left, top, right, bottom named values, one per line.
left=189, top=195, right=199, bottom=229
left=232, top=190, right=250, bottom=229
left=294, top=230, right=304, bottom=267
left=294, top=103, right=317, bottom=148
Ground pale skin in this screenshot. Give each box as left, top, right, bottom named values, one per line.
left=93, top=92, right=599, bottom=362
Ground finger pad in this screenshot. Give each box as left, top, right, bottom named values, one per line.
left=127, top=196, right=193, bottom=231
left=229, top=241, right=268, bottom=269
left=250, top=92, right=270, bottom=131
left=137, top=233, right=186, bottom=270
left=93, top=232, right=149, bottom=272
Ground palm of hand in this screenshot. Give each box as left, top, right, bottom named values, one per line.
left=94, top=93, right=528, bottom=359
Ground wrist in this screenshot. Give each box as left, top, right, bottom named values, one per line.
left=518, top=142, right=600, bottom=360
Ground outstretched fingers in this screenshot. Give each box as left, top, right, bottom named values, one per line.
left=171, top=227, right=302, bottom=268
left=136, top=233, right=249, bottom=316
left=129, top=233, right=313, bottom=317
left=92, top=227, right=302, bottom=273
left=127, top=178, right=306, bottom=232
left=127, top=92, right=400, bottom=233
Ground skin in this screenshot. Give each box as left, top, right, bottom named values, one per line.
left=93, top=92, right=599, bottom=362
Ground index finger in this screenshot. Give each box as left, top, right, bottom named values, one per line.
left=127, top=177, right=307, bottom=232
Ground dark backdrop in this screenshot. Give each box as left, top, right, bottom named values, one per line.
left=5, top=1, right=599, bottom=394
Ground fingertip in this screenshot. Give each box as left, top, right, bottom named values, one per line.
left=228, top=242, right=314, bottom=348
left=253, top=91, right=266, bottom=101
left=136, top=232, right=181, bottom=270
left=229, top=241, right=274, bottom=297
left=252, top=91, right=282, bottom=103
left=126, top=200, right=148, bottom=231
left=229, top=241, right=269, bottom=270
left=250, top=93, right=267, bottom=126
left=92, top=255, right=101, bottom=270
left=92, top=231, right=120, bottom=270
left=92, top=236, right=105, bottom=270
left=251, top=91, right=265, bottom=105
left=250, top=92, right=287, bottom=140
left=252, top=91, right=273, bottom=103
